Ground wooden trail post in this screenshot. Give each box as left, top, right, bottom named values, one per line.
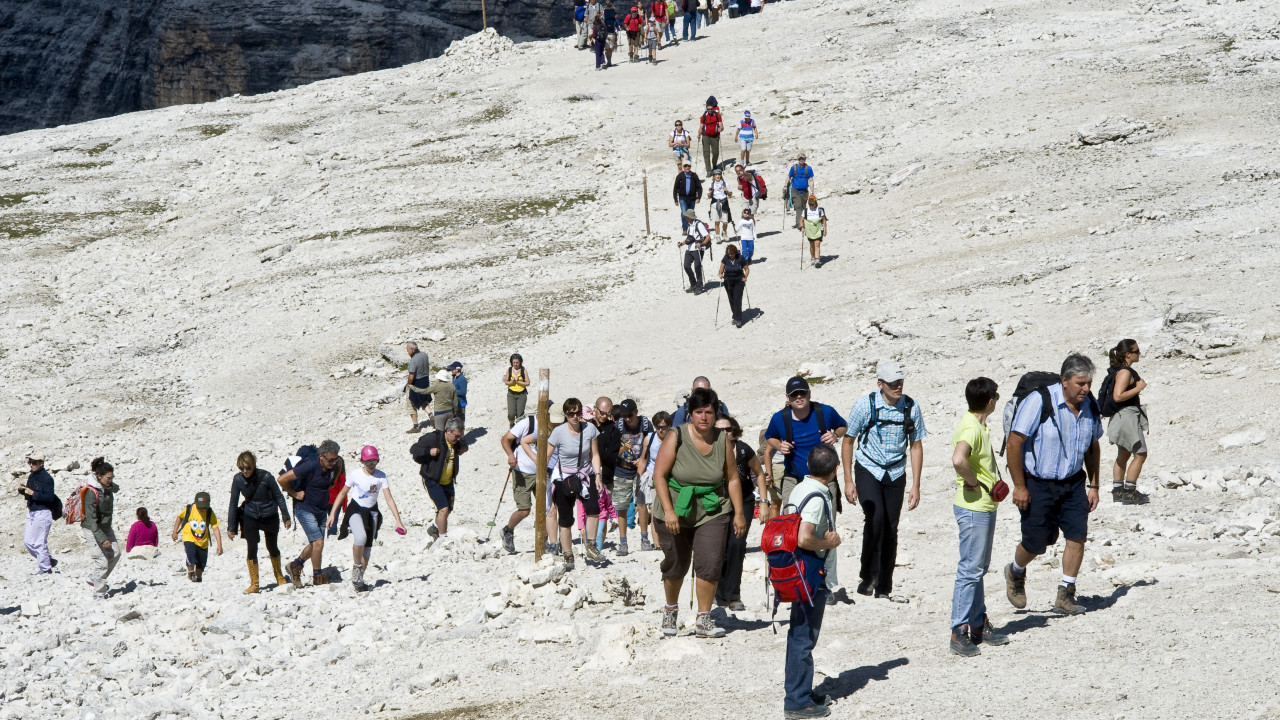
left=482, top=0, right=488, bottom=29
left=642, top=170, right=651, bottom=236
left=533, top=368, right=550, bottom=561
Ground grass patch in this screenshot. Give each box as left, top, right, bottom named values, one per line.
left=83, top=141, right=117, bottom=156
left=467, top=103, right=510, bottom=124
left=471, top=191, right=596, bottom=223
left=410, top=133, right=466, bottom=148
left=264, top=122, right=311, bottom=140
left=194, top=124, right=232, bottom=138
left=57, top=161, right=113, bottom=170
left=565, top=94, right=595, bottom=103
left=0, top=193, right=31, bottom=208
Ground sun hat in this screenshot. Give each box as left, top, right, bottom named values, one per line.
left=683, top=209, right=697, bottom=219
left=435, top=369, right=452, bottom=382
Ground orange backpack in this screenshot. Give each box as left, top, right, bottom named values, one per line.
left=63, top=484, right=98, bottom=525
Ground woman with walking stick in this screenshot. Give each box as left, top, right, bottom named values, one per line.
left=718, top=243, right=750, bottom=328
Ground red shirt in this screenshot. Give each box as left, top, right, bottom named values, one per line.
left=328, top=471, right=347, bottom=510
left=651, top=1, right=667, bottom=20
left=624, top=13, right=643, bottom=31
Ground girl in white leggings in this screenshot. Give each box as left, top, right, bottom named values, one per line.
left=327, top=446, right=406, bottom=592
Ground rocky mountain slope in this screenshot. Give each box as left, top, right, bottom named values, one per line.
left=2, top=0, right=1280, bottom=718
left=0, top=0, right=566, bottom=135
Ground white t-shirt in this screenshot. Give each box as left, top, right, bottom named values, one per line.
left=802, top=207, right=826, bottom=221
left=671, top=129, right=691, bottom=147
left=685, top=220, right=710, bottom=251
left=738, top=217, right=756, bottom=242
left=511, top=416, right=558, bottom=475
left=710, top=179, right=729, bottom=200
left=346, top=467, right=389, bottom=509
left=793, top=475, right=837, bottom=588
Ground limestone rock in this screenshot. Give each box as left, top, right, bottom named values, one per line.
left=1076, top=116, right=1149, bottom=145
left=1220, top=429, right=1266, bottom=449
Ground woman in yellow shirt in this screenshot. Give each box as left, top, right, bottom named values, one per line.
left=504, top=353, right=531, bottom=427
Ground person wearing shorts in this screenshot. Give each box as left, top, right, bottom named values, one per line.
left=411, top=419, right=467, bottom=539
left=736, top=110, right=757, bottom=166
left=708, top=169, right=733, bottom=241
left=1104, top=339, right=1149, bottom=505
left=277, top=440, right=341, bottom=588
left=547, top=398, right=605, bottom=566
left=504, top=354, right=530, bottom=427
left=611, top=399, right=653, bottom=557
left=1004, top=354, right=1103, bottom=617
left=670, top=121, right=693, bottom=169
left=500, top=408, right=562, bottom=554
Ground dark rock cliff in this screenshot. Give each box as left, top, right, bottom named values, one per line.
left=0, top=0, right=568, bottom=135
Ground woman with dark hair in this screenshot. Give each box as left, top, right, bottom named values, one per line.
left=590, top=13, right=608, bottom=70
left=126, top=507, right=159, bottom=553
left=714, top=414, right=767, bottom=611
left=83, top=457, right=120, bottom=598
left=652, top=388, right=747, bottom=638
left=504, top=354, right=531, bottom=427
left=227, top=450, right=292, bottom=593
left=1104, top=339, right=1149, bottom=505
left=548, top=398, right=605, bottom=566
left=718, top=243, right=750, bottom=328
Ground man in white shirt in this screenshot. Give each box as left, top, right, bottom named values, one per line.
left=500, top=407, right=563, bottom=554
left=678, top=209, right=712, bottom=293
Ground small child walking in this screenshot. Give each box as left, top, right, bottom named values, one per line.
left=172, top=492, right=223, bottom=582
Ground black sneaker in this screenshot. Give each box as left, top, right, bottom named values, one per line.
left=784, top=706, right=831, bottom=719
left=1111, top=485, right=1125, bottom=503
left=949, top=626, right=981, bottom=657
left=1123, top=486, right=1150, bottom=505
left=972, top=614, right=1010, bottom=646
left=856, top=578, right=875, bottom=596
left=501, top=525, right=516, bottom=555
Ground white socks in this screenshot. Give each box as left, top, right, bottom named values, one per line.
left=1011, top=560, right=1026, bottom=575
left=1060, top=574, right=1076, bottom=588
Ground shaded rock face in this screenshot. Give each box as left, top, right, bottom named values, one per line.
left=0, top=0, right=566, bottom=135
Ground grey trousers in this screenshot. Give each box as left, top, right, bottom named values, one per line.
left=84, top=527, right=120, bottom=594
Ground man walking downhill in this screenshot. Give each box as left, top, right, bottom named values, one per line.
left=624, top=5, right=644, bottom=61
left=841, top=360, right=927, bottom=601
left=787, top=154, right=815, bottom=230
left=650, top=0, right=669, bottom=46
left=19, top=452, right=58, bottom=575
left=699, top=97, right=724, bottom=176
left=679, top=210, right=712, bottom=293
left=673, top=162, right=702, bottom=233
left=736, top=110, right=757, bottom=166
left=1004, top=354, right=1103, bottom=616
left=405, top=341, right=431, bottom=433
left=574, top=0, right=589, bottom=48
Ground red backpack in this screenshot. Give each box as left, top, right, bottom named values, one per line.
left=750, top=171, right=768, bottom=200
left=701, top=109, right=722, bottom=137
left=760, top=491, right=832, bottom=618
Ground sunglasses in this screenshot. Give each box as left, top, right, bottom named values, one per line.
left=788, top=392, right=809, bottom=399
left=566, top=411, right=582, bottom=417
left=883, top=381, right=904, bottom=390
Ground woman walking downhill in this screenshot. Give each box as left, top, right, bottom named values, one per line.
left=548, top=398, right=606, bottom=566
left=83, top=457, right=121, bottom=599
left=328, top=446, right=406, bottom=592
left=505, top=354, right=531, bottom=428
left=651, top=388, right=747, bottom=638
left=227, top=451, right=292, bottom=593
left=591, top=14, right=608, bottom=70
left=718, top=243, right=750, bottom=328
left=1105, top=339, right=1150, bottom=505
left=714, top=415, right=767, bottom=611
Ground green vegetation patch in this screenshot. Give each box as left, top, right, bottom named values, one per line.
left=83, top=140, right=118, bottom=156
left=0, top=193, right=31, bottom=208
left=57, top=161, right=113, bottom=170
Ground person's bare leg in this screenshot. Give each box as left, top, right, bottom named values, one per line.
left=586, top=516, right=599, bottom=545
left=1113, top=447, right=1131, bottom=484
left=436, top=507, right=450, bottom=536
left=352, top=545, right=363, bottom=567
left=1014, top=543, right=1036, bottom=569
left=308, top=539, right=324, bottom=572
left=664, top=577, right=683, bottom=605
left=507, top=508, right=530, bottom=531
left=637, top=505, right=650, bottom=534
left=1127, top=452, right=1148, bottom=483
left=559, top=526, right=574, bottom=556
left=1062, top=539, right=1085, bottom=578
left=695, top=577, right=717, bottom=613
left=546, top=509, right=558, bottom=547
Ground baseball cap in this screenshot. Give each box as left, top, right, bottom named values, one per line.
left=797, top=153, right=807, bottom=160
left=27, top=452, right=45, bottom=462
left=744, top=110, right=751, bottom=117
left=786, top=376, right=811, bottom=396
left=446, top=361, right=463, bottom=371
left=876, top=360, right=905, bottom=383
left=549, top=407, right=566, bottom=424
left=194, top=492, right=211, bottom=509
left=360, top=445, right=380, bottom=462
left=618, top=399, right=638, bottom=414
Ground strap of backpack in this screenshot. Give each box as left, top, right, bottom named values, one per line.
left=859, top=392, right=877, bottom=444
left=814, top=402, right=827, bottom=435
left=791, top=491, right=834, bottom=536
left=781, top=405, right=793, bottom=445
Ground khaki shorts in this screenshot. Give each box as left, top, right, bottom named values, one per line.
left=608, top=475, right=636, bottom=516
left=512, top=469, right=535, bottom=511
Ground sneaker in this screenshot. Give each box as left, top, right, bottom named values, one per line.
left=1053, top=583, right=1086, bottom=615
left=1111, top=484, right=1125, bottom=503
left=50, top=558, right=58, bottom=568
left=501, top=525, right=516, bottom=555
left=856, top=578, right=875, bottom=597
left=351, top=566, right=371, bottom=593
left=427, top=524, right=440, bottom=540
left=616, top=539, right=629, bottom=557
left=695, top=612, right=725, bottom=638
left=1004, top=564, right=1027, bottom=609
left=583, top=544, right=603, bottom=562
left=949, top=626, right=981, bottom=657
left=784, top=706, right=831, bottom=719
left=825, top=592, right=838, bottom=606
left=1123, top=486, right=1150, bottom=505
left=287, top=560, right=304, bottom=589
left=661, top=605, right=679, bottom=637
left=640, top=536, right=654, bottom=552
left=973, top=615, right=1010, bottom=646
left=728, top=600, right=746, bottom=612
left=407, top=426, right=421, bottom=434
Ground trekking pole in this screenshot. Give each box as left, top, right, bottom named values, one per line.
left=689, top=550, right=696, bottom=609
left=715, top=292, right=721, bottom=328
left=485, top=469, right=513, bottom=541
left=642, top=170, right=651, bottom=236
left=678, top=246, right=687, bottom=291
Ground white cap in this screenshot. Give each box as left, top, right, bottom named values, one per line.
left=876, top=360, right=904, bottom=383
left=435, top=369, right=452, bottom=382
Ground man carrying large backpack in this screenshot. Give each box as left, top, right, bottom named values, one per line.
left=698, top=97, right=723, bottom=177
left=764, top=376, right=848, bottom=527
left=574, top=0, right=589, bottom=48
left=1003, top=354, right=1103, bottom=616
left=787, top=155, right=815, bottom=230
left=678, top=209, right=712, bottom=293
left=841, top=360, right=927, bottom=600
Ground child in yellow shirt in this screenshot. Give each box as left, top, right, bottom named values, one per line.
left=172, top=491, right=223, bottom=582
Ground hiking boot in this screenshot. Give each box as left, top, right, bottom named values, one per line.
left=351, top=565, right=371, bottom=593
left=616, top=539, right=629, bottom=557
left=186, top=564, right=196, bottom=582
left=1004, top=564, right=1027, bottom=609
left=427, top=523, right=440, bottom=540
left=640, top=536, right=654, bottom=552
left=695, top=612, right=725, bottom=638
left=269, top=557, right=287, bottom=586
left=783, top=706, right=831, bottom=719
left=825, top=591, right=838, bottom=606
left=856, top=578, right=875, bottom=596
left=563, top=551, right=576, bottom=570
left=1123, top=486, right=1150, bottom=505
left=1111, top=484, right=1125, bottom=503
left=287, top=559, right=304, bottom=589
left=662, top=605, right=679, bottom=637
left=244, top=559, right=260, bottom=594
left=193, top=567, right=203, bottom=583
left=407, top=426, right=420, bottom=434
left=1053, top=583, right=1086, bottom=615
left=972, top=615, right=1010, bottom=646
left=583, top=544, right=603, bottom=562
left=728, top=600, right=746, bottom=612
left=501, top=525, right=517, bottom=555
left=949, top=626, right=981, bottom=657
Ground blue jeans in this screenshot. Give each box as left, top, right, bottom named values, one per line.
left=664, top=20, right=676, bottom=41
left=295, top=505, right=327, bottom=543
left=951, top=505, right=997, bottom=629
left=682, top=12, right=696, bottom=40
left=678, top=196, right=695, bottom=231
left=784, top=586, right=828, bottom=711
left=741, top=239, right=755, bottom=263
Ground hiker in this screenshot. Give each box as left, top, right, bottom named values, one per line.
left=672, top=376, right=731, bottom=425
left=787, top=154, right=815, bottom=229
left=949, top=377, right=1011, bottom=657
left=708, top=169, right=733, bottom=241
left=737, top=207, right=757, bottom=264
left=709, top=0, right=723, bottom=23
left=586, top=0, right=604, bottom=35
left=698, top=0, right=711, bottom=26
left=670, top=122, right=694, bottom=170
left=644, top=11, right=662, bottom=63
left=592, top=397, right=625, bottom=553
left=735, top=164, right=761, bottom=218
left=602, top=2, right=618, bottom=67
left=505, top=353, right=531, bottom=428
left=637, top=411, right=673, bottom=548
left=750, top=0, right=762, bottom=13
left=328, top=446, right=406, bottom=592
left=448, top=362, right=468, bottom=427
left=679, top=209, right=712, bottom=293
left=681, top=0, right=698, bottom=40
left=19, top=452, right=58, bottom=575
left=718, top=243, right=750, bottom=327
left=278, top=440, right=340, bottom=588
left=665, top=0, right=678, bottom=42
left=548, top=398, right=606, bottom=566
left=227, top=450, right=291, bottom=593
left=1003, top=353, right=1103, bottom=616
left=801, top=196, right=827, bottom=268
left=1103, top=339, right=1149, bottom=505
left=624, top=5, right=644, bottom=61
left=172, top=492, right=222, bottom=583
left=424, top=369, right=459, bottom=432
left=612, top=399, right=654, bottom=556
left=736, top=110, right=757, bottom=166
left=841, top=360, right=927, bottom=600
left=672, top=159, right=701, bottom=230
left=699, top=97, right=723, bottom=176
left=590, top=13, right=608, bottom=70
left=412, top=418, right=468, bottom=539
left=83, top=457, right=120, bottom=598
left=503, top=406, right=564, bottom=555
left=782, top=443, right=842, bottom=719
left=652, top=387, right=747, bottom=638
left=405, top=341, right=431, bottom=433
left=649, top=0, right=669, bottom=46
left=714, top=415, right=767, bottom=611
left=764, top=375, right=848, bottom=533
left=574, top=0, right=589, bottom=48
left=125, top=508, right=159, bottom=554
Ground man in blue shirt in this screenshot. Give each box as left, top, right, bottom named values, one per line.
left=764, top=376, right=847, bottom=522
left=1003, top=354, right=1102, bottom=616
left=448, top=362, right=468, bottom=426
left=277, top=440, right=340, bottom=588
left=787, top=154, right=815, bottom=229
left=841, top=360, right=927, bottom=599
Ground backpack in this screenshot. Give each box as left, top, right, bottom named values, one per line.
left=780, top=402, right=829, bottom=454
left=179, top=504, right=214, bottom=540
left=855, top=393, right=916, bottom=467
left=63, top=484, right=97, bottom=525
left=1096, top=366, right=1122, bottom=418
left=998, top=371, right=1099, bottom=455
left=761, top=491, right=833, bottom=619
left=701, top=109, right=722, bottom=137
left=750, top=170, right=767, bottom=199
left=575, top=4, right=587, bottom=21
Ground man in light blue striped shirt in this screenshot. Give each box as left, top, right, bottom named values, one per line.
left=1003, top=353, right=1102, bottom=617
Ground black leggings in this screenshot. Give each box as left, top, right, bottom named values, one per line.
left=723, top=278, right=745, bottom=321
left=683, top=250, right=704, bottom=288
left=553, top=476, right=599, bottom=528
left=242, top=514, right=281, bottom=561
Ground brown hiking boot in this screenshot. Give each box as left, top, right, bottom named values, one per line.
left=1053, top=583, right=1086, bottom=615
left=313, top=572, right=330, bottom=586
left=1004, top=564, right=1027, bottom=609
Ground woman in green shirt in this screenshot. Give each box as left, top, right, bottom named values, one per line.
left=652, top=388, right=746, bottom=639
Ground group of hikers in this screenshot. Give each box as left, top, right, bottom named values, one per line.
left=17, top=340, right=1151, bottom=719
left=574, top=0, right=767, bottom=69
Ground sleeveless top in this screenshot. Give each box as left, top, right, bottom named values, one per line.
left=652, top=425, right=730, bottom=527
left=722, top=256, right=745, bottom=282
left=1114, top=366, right=1142, bottom=411
left=506, top=367, right=528, bottom=393
left=739, top=119, right=755, bottom=141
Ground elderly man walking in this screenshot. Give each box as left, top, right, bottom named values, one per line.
left=1003, top=354, right=1103, bottom=616
left=405, top=342, right=431, bottom=433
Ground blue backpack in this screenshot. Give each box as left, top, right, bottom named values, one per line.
left=575, top=4, right=587, bottom=21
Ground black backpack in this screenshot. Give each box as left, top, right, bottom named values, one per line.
left=999, top=371, right=1099, bottom=455
left=1096, top=367, right=1122, bottom=418
left=855, top=393, right=916, bottom=449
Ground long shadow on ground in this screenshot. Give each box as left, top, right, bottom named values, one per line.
left=1002, top=579, right=1158, bottom=636
left=814, top=657, right=910, bottom=701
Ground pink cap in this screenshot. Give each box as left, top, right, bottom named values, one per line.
left=360, top=445, right=380, bottom=462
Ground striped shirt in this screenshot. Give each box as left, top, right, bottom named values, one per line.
left=1010, top=383, right=1103, bottom=481
left=738, top=119, right=755, bottom=141
left=846, top=392, right=927, bottom=481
